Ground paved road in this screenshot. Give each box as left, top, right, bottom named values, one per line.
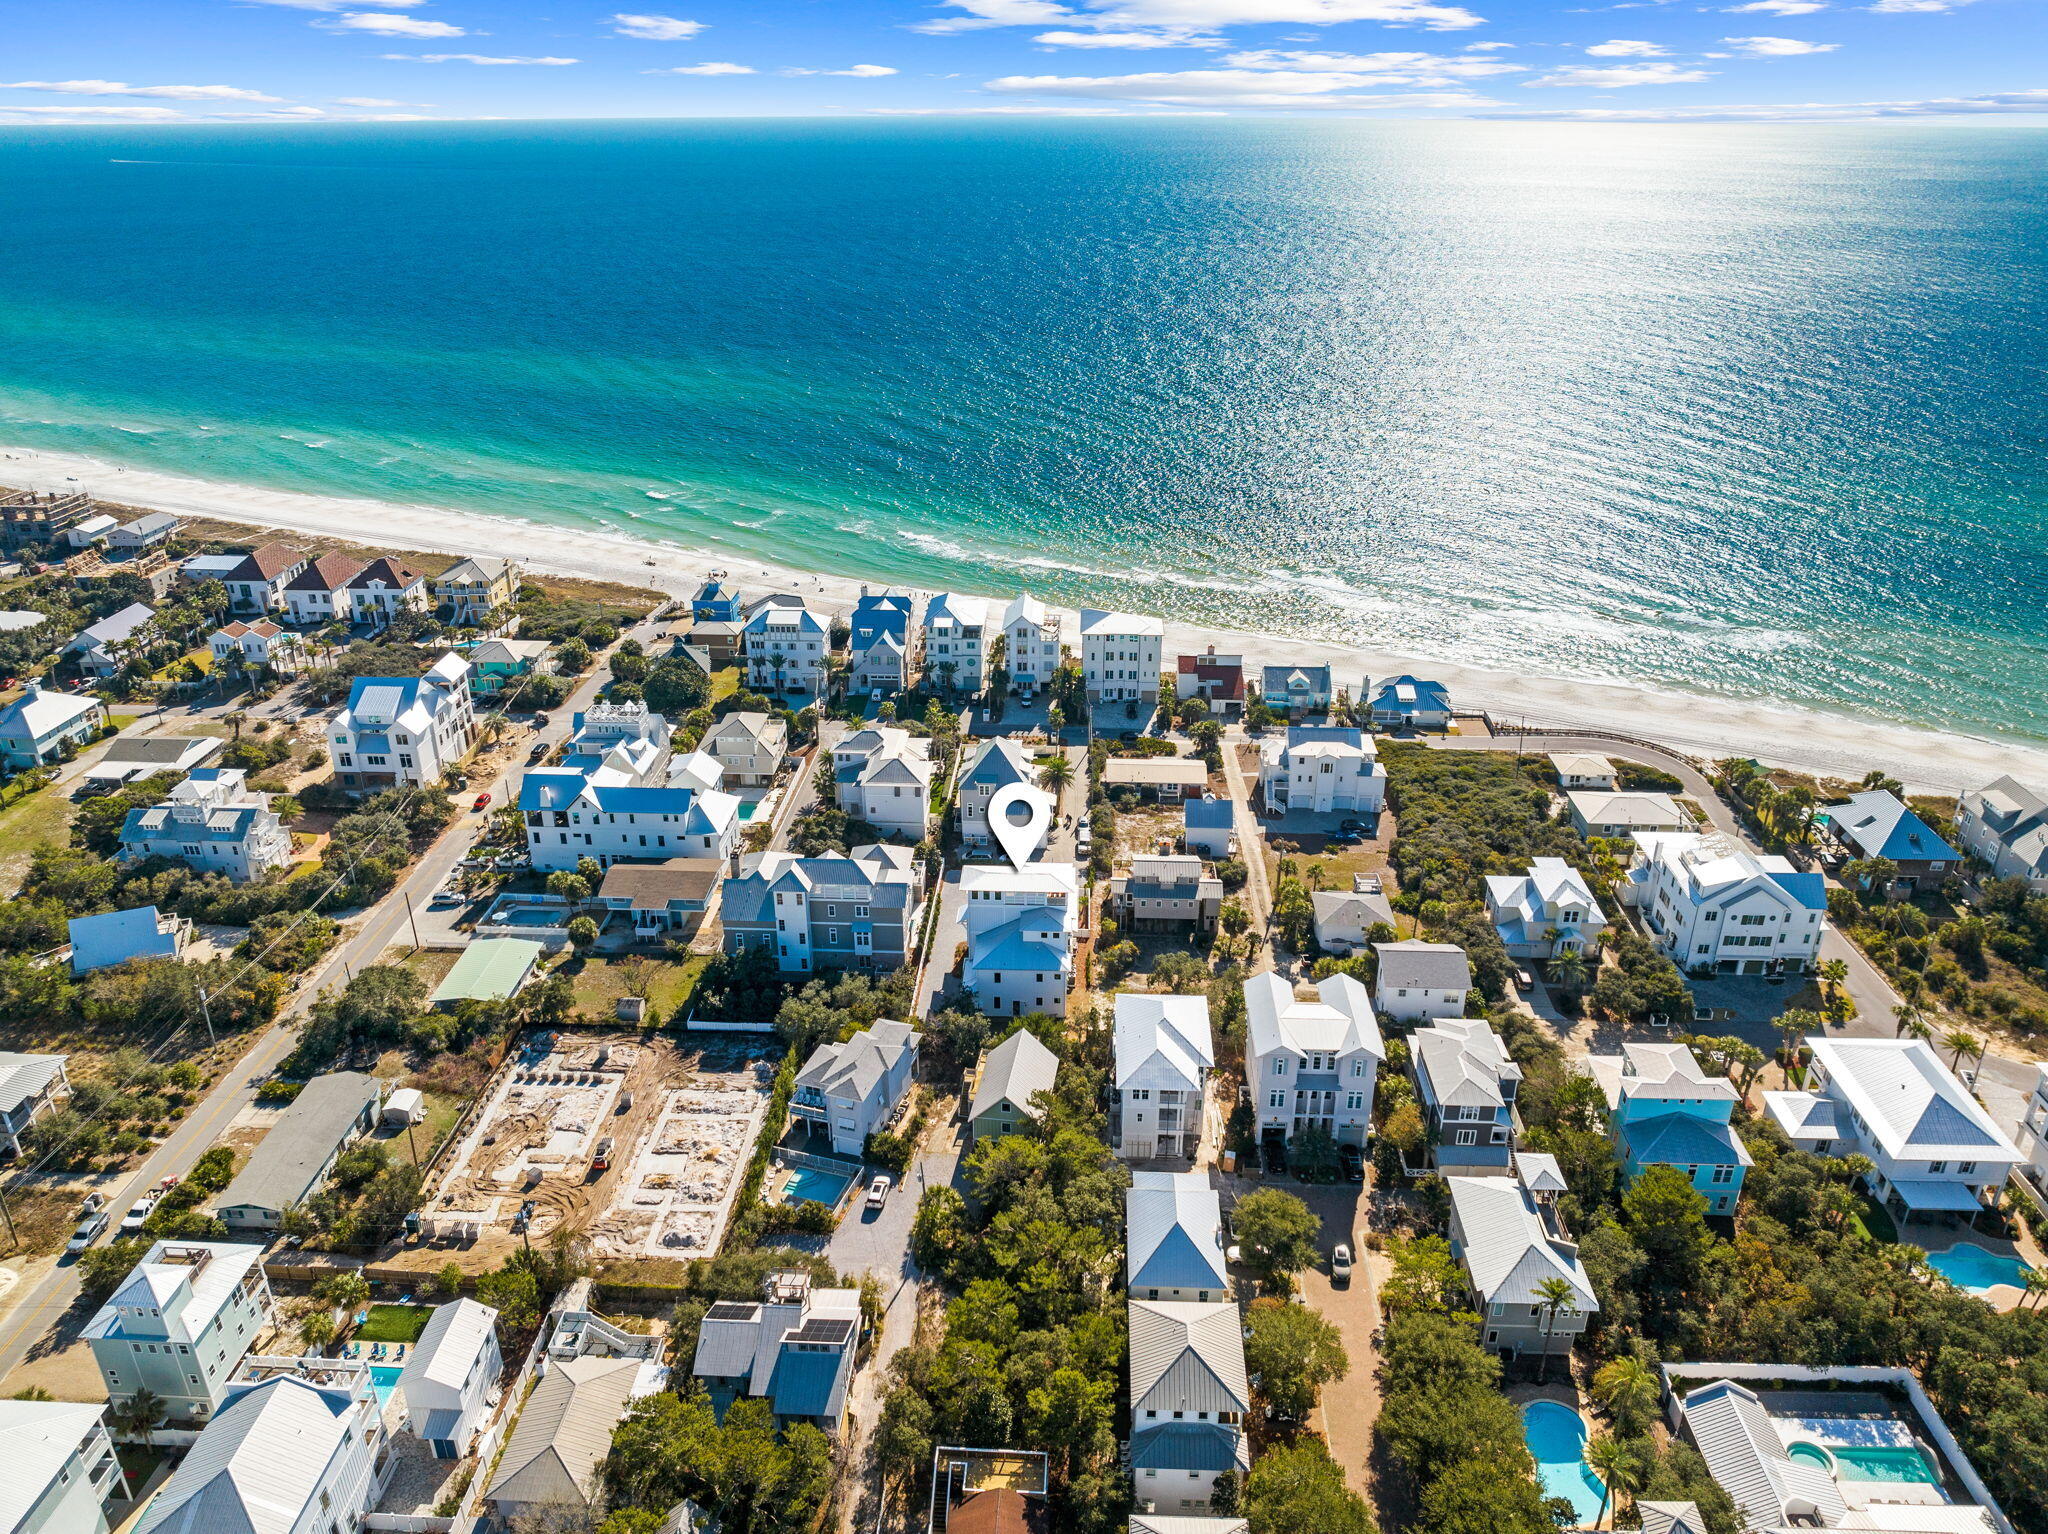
left=1216, top=729, right=1275, bottom=965
left=0, top=616, right=663, bottom=1390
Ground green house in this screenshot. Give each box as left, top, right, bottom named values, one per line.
left=967, top=1028, right=1059, bottom=1143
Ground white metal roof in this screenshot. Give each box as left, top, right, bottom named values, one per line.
left=134, top=1375, right=358, bottom=1534
left=1126, top=1171, right=1229, bottom=1295
left=0, top=1400, right=109, bottom=1529
left=1807, top=1038, right=2018, bottom=1163
left=1113, top=993, right=1214, bottom=1091
left=1446, top=1176, right=1596, bottom=1311
left=1128, top=1300, right=1248, bottom=1418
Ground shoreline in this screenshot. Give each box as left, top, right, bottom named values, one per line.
left=7, top=440, right=2046, bottom=795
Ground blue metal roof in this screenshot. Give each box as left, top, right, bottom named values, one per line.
left=1625, top=1112, right=1753, bottom=1168
left=768, top=1345, right=844, bottom=1420
left=1184, top=799, right=1234, bottom=829
left=1766, top=870, right=1829, bottom=910
left=1822, top=791, right=1960, bottom=865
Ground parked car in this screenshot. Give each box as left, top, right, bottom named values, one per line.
left=430, top=888, right=463, bottom=908
left=1332, top=1244, right=1353, bottom=1284
left=471, top=791, right=493, bottom=813
left=866, top=1174, right=893, bottom=1209
left=118, top=1197, right=156, bottom=1235
left=1339, top=819, right=1369, bottom=837
left=66, top=1211, right=108, bottom=1254
left=528, top=741, right=551, bottom=763
left=1339, top=1143, right=1365, bottom=1183
left=79, top=1191, right=105, bottom=1217
left=1515, top=967, right=1535, bottom=990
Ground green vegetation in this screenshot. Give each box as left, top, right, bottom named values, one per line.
left=353, top=1304, right=434, bottom=1343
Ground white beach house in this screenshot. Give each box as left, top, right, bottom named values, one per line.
left=1625, top=830, right=1827, bottom=977
left=921, top=591, right=989, bottom=694
left=962, top=861, right=1079, bottom=1019
left=1080, top=609, right=1163, bottom=707
left=832, top=725, right=934, bottom=845
left=1001, top=593, right=1061, bottom=700
left=1114, top=993, right=1214, bottom=1163
left=1485, top=857, right=1608, bottom=960
left=1245, top=971, right=1382, bottom=1152
left=328, top=652, right=476, bottom=793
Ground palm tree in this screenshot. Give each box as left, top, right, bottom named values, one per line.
left=1533, top=1276, right=1578, bottom=1384
left=1037, top=754, right=1074, bottom=795
left=1590, top=1356, right=1660, bottom=1437
left=113, top=1387, right=165, bottom=1449
left=2022, top=1265, right=2048, bottom=1310
left=1819, top=958, right=1849, bottom=997
left=1551, top=947, right=1590, bottom=997
left=1943, top=1028, right=1983, bottom=1073
left=1305, top=862, right=1327, bottom=892
left=1583, top=1434, right=1642, bottom=1530
left=1777, top=1007, right=1823, bottom=1076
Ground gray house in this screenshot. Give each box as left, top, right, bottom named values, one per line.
left=957, top=738, right=1040, bottom=852
left=791, top=1019, right=921, bottom=1157
left=1446, top=1164, right=1596, bottom=1357
left=209, top=1072, right=383, bottom=1232
left=721, top=844, right=923, bottom=977
left=1110, top=856, right=1225, bottom=934
left=1408, top=1018, right=1520, bottom=1175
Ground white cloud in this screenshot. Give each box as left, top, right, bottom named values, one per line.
left=1584, top=37, right=1666, bottom=53
left=1464, top=38, right=1515, bottom=46
left=870, top=103, right=1139, bottom=112
left=320, top=12, right=464, bottom=35
left=1033, top=28, right=1220, bottom=43
left=610, top=13, right=706, bottom=39
left=984, top=67, right=1493, bottom=104
left=783, top=64, right=900, bottom=75
left=1221, top=47, right=1522, bottom=75
left=333, top=95, right=415, bottom=105
left=0, top=80, right=286, bottom=101
left=1725, top=0, right=1827, bottom=12
left=1526, top=61, right=1711, bottom=84
left=383, top=53, right=581, bottom=64
left=1722, top=32, right=1837, bottom=50
left=0, top=104, right=189, bottom=120
left=647, top=61, right=755, bottom=73
left=1869, top=0, right=1976, bottom=10
left=238, top=0, right=426, bottom=8
left=1487, top=88, right=2048, bottom=118
left=913, top=0, right=1487, bottom=37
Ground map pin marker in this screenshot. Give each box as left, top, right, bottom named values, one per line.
left=987, top=781, right=1056, bottom=871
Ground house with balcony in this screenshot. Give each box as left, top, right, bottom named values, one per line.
left=1447, top=1161, right=1597, bottom=1357
left=958, top=737, right=1044, bottom=853
left=961, top=862, right=1078, bottom=1019
left=484, top=1353, right=654, bottom=1523
left=396, top=1297, right=502, bottom=1460
left=1257, top=725, right=1385, bottom=816
left=1080, top=609, right=1162, bottom=707
left=1373, top=940, right=1471, bottom=1024
left=1246, top=971, right=1382, bottom=1152
left=0, top=488, right=97, bottom=548
left=119, top=767, right=293, bottom=883
left=1956, top=777, right=2048, bottom=891
left=1485, top=857, right=1608, bottom=960
left=1109, top=855, right=1225, bottom=934
left=345, top=555, right=430, bottom=625
left=790, top=1019, right=921, bottom=1157
left=1114, top=994, right=1213, bottom=1163
left=1409, top=1017, right=1522, bottom=1174
left=219, top=542, right=309, bottom=614
left=921, top=592, right=989, bottom=694
left=1625, top=830, right=1826, bottom=977
left=83, top=1241, right=275, bottom=1424
left=721, top=843, right=923, bottom=975
left=1568, top=790, right=1689, bottom=840
left=593, top=859, right=721, bottom=943
left=1177, top=646, right=1245, bottom=709
left=0, top=1399, right=128, bottom=1534
left=691, top=1270, right=862, bottom=1436
left=832, top=725, right=933, bottom=845
left=1182, top=797, right=1235, bottom=860
left=701, top=710, right=787, bottom=789
left=66, top=601, right=154, bottom=678
left=1819, top=789, right=1961, bottom=894
left=1127, top=1171, right=1229, bottom=1303
left=742, top=598, right=828, bottom=696
left=328, top=652, right=476, bottom=793
left=1259, top=663, right=1334, bottom=717
left=968, top=1026, right=1060, bottom=1142
left=67, top=905, right=189, bottom=975
left=0, top=683, right=106, bottom=769
left=692, top=576, right=745, bottom=623
left=467, top=636, right=553, bottom=696
left=1366, top=675, right=1453, bottom=730
left=1128, top=1299, right=1249, bottom=1516
left=279, top=551, right=365, bottom=627
left=207, top=618, right=303, bottom=676
left=0, top=1052, right=69, bottom=1158
left=1002, top=594, right=1061, bottom=701
left=432, top=555, right=522, bottom=624
left=1584, top=1042, right=1751, bottom=1215
left=1763, top=1037, right=2021, bottom=1222
left=2018, top=1064, right=2048, bottom=1200
left=849, top=588, right=914, bottom=697
left=520, top=767, right=739, bottom=874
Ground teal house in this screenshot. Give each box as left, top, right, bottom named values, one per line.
left=1585, top=1042, right=1751, bottom=1216
left=464, top=638, right=553, bottom=697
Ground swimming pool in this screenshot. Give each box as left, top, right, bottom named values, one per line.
left=1788, top=1441, right=1939, bottom=1485
left=369, top=1364, right=403, bottom=1408
left=1522, top=1400, right=1606, bottom=1528
left=783, top=1165, right=853, bottom=1207
left=1927, top=1243, right=2029, bottom=1296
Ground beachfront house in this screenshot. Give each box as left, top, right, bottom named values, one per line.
left=1409, top=1017, right=1521, bottom=1174
left=467, top=636, right=554, bottom=695
left=84, top=1241, right=275, bottom=1424
left=1485, top=857, right=1608, bottom=961
left=1568, top=790, right=1689, bottom=839
left=691, top=1270, right=862, bottom=1436
left=1081, top=608, right=1163, bottom=708
left=701, top=710, right=787, bottom=789
left=327, top=652, right=477, bottom=792
left=922, top=592, right=989, bottom=694
left=721, top=843, right=923, bottom=975
left=968, top=1027, right=1060, bottom=1143
left=1109, top=855, right=1225, bottom=934
left=832, top=725, right=934, bottom=845
left=1246, top=971, right=1383, bottom=1152
left=1584, top=1042, right=1750, bottom=1214
left=1114, top=994, right=1213, bottom=1162
left=64, top=513, right=118, bottom=548
left=1367, top=675, right=1453, bottom=731
left=692, top=576, right=744, bottom=623
left=107, top=511, right=181, bottom=552
left=346, top=555, right=430, bottom=626
left=0, top=1399, right=127, bottom=1534
left=396, top=1297, right=503, bottom=1459
left=67, top=601, right=154, bottom=678
left=432, top=555, right=521, bottom=624
left=1183, top=797, right=1235, bottom=860
left=1955, top=777, right=2048, bottom=890
left=1259, top=663, right=1333, bottom=717
left=1373, top=940, right=1472, bottom=1024
left=1002, top=594, right=1061, bottom=701
left=209, top=1071, right=383, bottom=1233
left=1624, top=830, right=1826, bottom=977
left=1820, top=789, right=1962, bottom=893
left=1257, top=725, right=1386, bottom=816
left=118, top=767, right=293, bottom=883
left=67, top=905, right=190, bottom=975
left=1313, top=886, right=1395, bottom=957
left=1446, top=1163, right=1597, bottom=1357
left=484, top=1354, right=652, bottom=1523
left=1177, top=646, right=1245, bottom=710
left=280, top=551, right=366, bottom=627
left=1763, top=1036, right=2021, bottom=1222
left=958, top=737, right=1042, bottom=852
left=207, top=618, right=302, bottom=675
left=0, top=683, right=107, bottom=769
left=1550, top=753, right=1617, bottom=790
left=0, top=488, right=98, bottom=548
left=742, top=598, right=828, bottom=697
left=962, top=862, right=1079, bottom=1019
left=0, top=1051, right=70, bottom=1158
left=1128, top=1299, right=1249, bottom=1515
left=220, top=543, right=309, bottom=614
left=1127, top=1170, right=1229, bottom=1303
left=849, top=588, right=914, bottom=697
left=791, top=1019, right=921, bottom=1157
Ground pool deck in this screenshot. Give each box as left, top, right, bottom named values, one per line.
left=1899, top=1215, right=2043, bottom=1314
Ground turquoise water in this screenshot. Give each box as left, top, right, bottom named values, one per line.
left=1523, top=1400, right=1606, bottom=1527
left=1790, top=1438, right=1941, bottom=1486
left=4, top=122, right=2048, bottom=740
left=783, top=1165, right=853, bottom=1206
left=1928, top=1242, right=2030, bottom=1295
left=369, top=1363, right=403, bottom=1407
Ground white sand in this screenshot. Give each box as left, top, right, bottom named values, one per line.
left=9, top=441, right=2046, bottom=795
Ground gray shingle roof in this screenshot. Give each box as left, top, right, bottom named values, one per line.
left=1373, top=940, right=1468, bottom=992
left=486, top=1354, right=644, bottom=1510
left=212, top=1072, right=379, bottom=1218
left=970, top=1028, right=1059, bottom=1124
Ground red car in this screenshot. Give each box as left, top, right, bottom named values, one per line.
left=471, top=792, right=492, bottom=812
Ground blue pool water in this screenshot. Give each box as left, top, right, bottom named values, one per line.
left=369, top=1364, right=402, bottom=1407
left=1927, top=1243, right=2029, bottom=1296
left=1835, top=1446, right=1940, bottom=1485
left=783, top=1166, right=853, bottom=1207
left=1523, top=1400, right=1607, bottom=1528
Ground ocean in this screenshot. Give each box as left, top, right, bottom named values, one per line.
left=0, top=119, right=2044, bottom=741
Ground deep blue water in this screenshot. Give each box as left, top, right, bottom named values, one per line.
left=0, top=120, right=2045, bottom=738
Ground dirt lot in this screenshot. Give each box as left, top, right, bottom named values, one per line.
left=393, top=1029, right=773, bottom=1273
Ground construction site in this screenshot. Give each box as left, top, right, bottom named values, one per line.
left=412, top=1030, right=775, bottom=1267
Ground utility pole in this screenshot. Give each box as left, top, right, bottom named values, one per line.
left=0, top=1185, right=16, bottom=1249
left=197, top=986, right=216, bottom=1046
left=403, top=888, right=422, bottom=951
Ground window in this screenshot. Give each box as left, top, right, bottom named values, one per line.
left=1958, top=1161, right=1977, bottom=1175
left=1710, top=1165, right=1735, bottom=1185
left=1455, top=1128, right=1478, bottom=1146
left=1273, top=1057, right=1288, bottom=1076
left=1928, top=1160, right=1947, bottom=1174
left=1268, top=1092, right=1284, bottom=1109
left=1351, top=1059, right=1367, bottom=1077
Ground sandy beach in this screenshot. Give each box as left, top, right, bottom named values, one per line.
left=8, top=441, right=2044, bottom=795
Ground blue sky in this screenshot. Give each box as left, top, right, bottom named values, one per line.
left=4, top=0, right=2042, bottom=123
